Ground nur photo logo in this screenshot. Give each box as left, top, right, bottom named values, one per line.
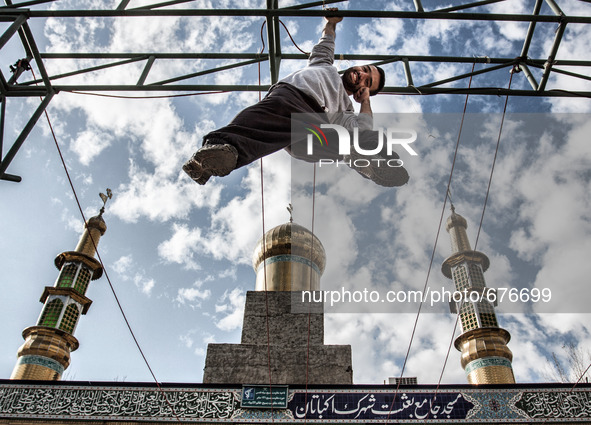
left=305, top=123, right=419, bottom=157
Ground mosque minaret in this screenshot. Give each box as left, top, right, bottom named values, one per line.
left=442, top=205, right=515, bottom=385
left=10, top=191, right=111, bottom=380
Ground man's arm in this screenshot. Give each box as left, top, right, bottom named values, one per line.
left=355, top=88, right=372, bottom=115
left=307, top=9, right=342, bottom=67
left=322, top=9, right=343, bottom=37
left=322, top=9, right=373, bottom=116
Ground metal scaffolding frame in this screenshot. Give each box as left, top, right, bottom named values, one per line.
left=1, top=0, right=590, bottom=182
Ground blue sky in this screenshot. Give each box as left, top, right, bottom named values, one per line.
left=1, top=0, right=591, bottom=385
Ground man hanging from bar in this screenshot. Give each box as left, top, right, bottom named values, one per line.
left=183, top=9, right=409, bottom=187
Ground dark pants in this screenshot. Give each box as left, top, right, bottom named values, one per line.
left=203, top=83, right=389, bottom=169
left=203, top=83, right=328, bottom=168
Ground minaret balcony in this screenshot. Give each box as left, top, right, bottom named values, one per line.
left=39, top=287, right=93, bottom=314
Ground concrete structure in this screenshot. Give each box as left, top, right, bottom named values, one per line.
left=10, top=194, right=110, bottom=380
left=442, top=205, right=515, bottom=385
left=203, top=220, right=353, bottom=385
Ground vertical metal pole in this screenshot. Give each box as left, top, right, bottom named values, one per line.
left=116, top=0, right=132, bottom=9
left=266, top=0, right=280, bottom=85
left=544, top=0, right=565, bottom=17
left=0, top=96, right=5, bottom=156
left=137, top=56, right=155, bottom=85
left=538, top=0, right=566, bottom=91
left=519, top=64, right=539, bottom=90
left=272, top=2, right=282, bottom=82
left=402, top=58, right=414, bottom=87
left=0, top=92, right=54, bottom=180
left=520, top=0, right=543, bottom=59
left=0, top=14, right=27, bottom=50
left=538, top=21, right=566, bottom=92
left=20, top=23, right=52, bottom=88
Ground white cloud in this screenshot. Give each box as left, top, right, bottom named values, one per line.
left=111, top=254, right=156, bottom=296
left=196, top=152, right=291, bottom=265
left=135, top=276, right=155, bottom=296
left=176, top=283, right=212, bottom=307
left=113, top=255, right=133, bottom=276
left=215, top=287, right=246, bottom=331
left=158, top=224, right=204, bottom=271
left=110, top=163, right=222, bottom=223
left=70, top=129, right=113, bottom=166
left=179, top=332, right=194, bottom=349
left=486, top=0, right=529, bottom=43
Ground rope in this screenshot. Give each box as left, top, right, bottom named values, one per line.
left=303, top=163, right=318, bottom=424
left=257, top=19, right=275, bottom=421
left=259, top=158, right=275, bottom=419
left=30, top=68, right=182, bottom=422
left=385, top=62, right=477, bottom=421
left=571, top=362, right=591, bottom=391
left=423, top=65, right=516, bottom=421
left=472, top=67, right=515, bottom=252
left=278, top=19, right=310, bottom=56
left=64, top=90, right=228, bottom=99
left=256, top=17, right=315, bottom=419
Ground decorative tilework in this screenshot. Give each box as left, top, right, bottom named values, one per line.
left=15, top=355, right=64, bottom=374
left=1, top=383, right=591, bottom=422
left=513, top=390, right=591, bottom=419
left=463, top=391, right=525, bottom=420
left=465, top=356, right=513, bottom=375
left=258, top=255, right=321, bottom=275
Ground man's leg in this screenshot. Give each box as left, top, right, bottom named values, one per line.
left=288, top=126, right=410, bottom=187
left=346, top=130, right=409, bottom=187
left=184, top=84, right=322, bottom=185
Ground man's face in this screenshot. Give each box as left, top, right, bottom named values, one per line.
left=342, top=65, right=381, bottom=95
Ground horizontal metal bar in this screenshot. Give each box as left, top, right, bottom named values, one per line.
left=2, top=84, right=588, bottom=98
left=40, top=52, right=269, bottom=59
left=435, top=0, right=507, bottom=13
left=281, top=0, right=346, bottom=10
left=527, top=62, right=591, bottom=82
left=37, top=52, right=591, bottom=67
left=0, top=0, right=56, bottom=9
left=131, top=0, right=200, bottom=11
left=420, top=61, right=517, bottom=88
left=547, top=66, right=591, bottom=82
left=2, top=8, right=590, bottom=24
left=24, top=56, right=148, bottom=85
left=150, top=57, right=266, bottom=85
left=381, top=87, right=591, bottom=97
left=0, top=172, right=21, bottom=182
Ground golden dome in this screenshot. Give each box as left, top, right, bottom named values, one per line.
left=445, top=208, right=468, bottom=233
left=252, top=222, right=326, bottom=275
left=86, top=212, right=107, bottom=235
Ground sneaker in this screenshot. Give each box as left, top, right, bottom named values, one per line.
left=183, top=144, right=238, bottom=185
left=346, top=150, right=409, bottom=187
